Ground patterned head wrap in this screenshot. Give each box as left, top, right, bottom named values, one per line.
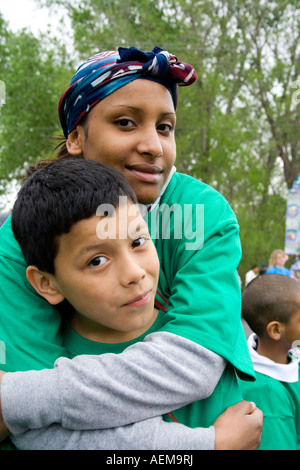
left=59, top=46, right=197, bottom=137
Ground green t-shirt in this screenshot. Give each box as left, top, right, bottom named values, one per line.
left=0, top=218, right=67, bottom=373
left=63, top=312, right=242, bottom=430
left=239, top=365, right=300, bottom=450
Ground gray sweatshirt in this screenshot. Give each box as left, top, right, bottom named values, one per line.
left=2, top=333, right=225, bottom=450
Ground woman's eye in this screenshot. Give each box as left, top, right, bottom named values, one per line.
left=132, top=237, right=147, bottom=248
left=157, top=123, right=174, bottom=133
left=116, top=118, right=135, bottom=128
left=89, top=256, right=107, bottom=267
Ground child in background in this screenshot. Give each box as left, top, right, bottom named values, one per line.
left=4, top=158, right=261, bottom=450
left=266, top=249, right=291, bottom=277
left=240, top=274, right=300, bottom=450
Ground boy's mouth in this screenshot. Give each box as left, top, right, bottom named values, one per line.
left=126, top=164, right=163, bottom=184
left=122, top=291, right=151, bottom=308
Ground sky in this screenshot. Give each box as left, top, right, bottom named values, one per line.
left=0, top=0, right=69, bottom=35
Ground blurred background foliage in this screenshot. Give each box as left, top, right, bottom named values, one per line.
left=0, top=0, right=299, bottom=281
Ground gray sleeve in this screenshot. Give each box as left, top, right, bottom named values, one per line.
left=2, top=332, right=226, bottom=433
left=11, top=417, right=215, bottom=450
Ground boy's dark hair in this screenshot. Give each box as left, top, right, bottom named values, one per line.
left=242, top=274, right=300, bottom=337
left=12, top=159, right=137, bottom=274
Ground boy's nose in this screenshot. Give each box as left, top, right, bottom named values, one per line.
left=119, top=257, right=146, bottom=286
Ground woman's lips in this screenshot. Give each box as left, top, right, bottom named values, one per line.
left=126, top=165, right=163, bottom=183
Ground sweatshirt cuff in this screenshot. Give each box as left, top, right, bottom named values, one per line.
left=1, top=369, right=61, bottom=435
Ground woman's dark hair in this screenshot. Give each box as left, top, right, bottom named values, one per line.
left=26, top=111, right=90, bottom=176
left=26, top=135, right=82, bottom=178
left=12, top=158, right=137, bottom=274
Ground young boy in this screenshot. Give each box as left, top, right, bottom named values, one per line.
left=3, top=158, right=261, bottom=450
left=240, top=274, right=300, bottom=450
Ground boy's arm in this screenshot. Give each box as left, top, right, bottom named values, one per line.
left=1, top=334, right=226, bottom=432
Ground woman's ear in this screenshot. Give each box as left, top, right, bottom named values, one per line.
left=26, top=266, right=65, bottom=305
left=66, top=127, right=84, bottom=156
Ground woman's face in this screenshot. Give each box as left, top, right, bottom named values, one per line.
left=67, top=79, right=177, bottom=204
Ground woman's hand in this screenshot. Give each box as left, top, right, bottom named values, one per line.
left=213, top=400, right=263, bottom=450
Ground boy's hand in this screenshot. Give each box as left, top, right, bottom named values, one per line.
left=0, top=371, right=9, bottom=441
left=213, top=400, right=263, bottom=450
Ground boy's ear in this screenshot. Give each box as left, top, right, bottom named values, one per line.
left=266, top=321, right=282, bottom=341
left=26, top=266, right=65, bottom=305
left=66, top=127, right=84, bottom=156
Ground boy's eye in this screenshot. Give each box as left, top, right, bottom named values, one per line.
left=89, top=256, right=107, bottom=267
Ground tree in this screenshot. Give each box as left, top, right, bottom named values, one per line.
left=0, top=14, right=73, bottom=201
left=233, top=0, right=300, bottom=188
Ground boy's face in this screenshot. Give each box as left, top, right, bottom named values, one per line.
left=67, top=79, right=177, bottom=205
left=50, top=201, right=160, bottom=343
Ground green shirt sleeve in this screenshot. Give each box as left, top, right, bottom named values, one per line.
left=148, top=173, right=254, bottom=380
left=0, top=217, right=67, bottom=372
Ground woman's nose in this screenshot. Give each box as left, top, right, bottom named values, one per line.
left=137, top=126, right=163, bottom=159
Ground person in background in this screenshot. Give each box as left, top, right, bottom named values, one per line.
left=240, top=274, right=300, bottom=450
left=259, top=263, right=268, bottom=276
left=266, top=249, right=291, bottom=277
left=245, top=265, right=259, bottom=286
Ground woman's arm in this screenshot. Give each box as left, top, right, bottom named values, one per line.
left=3, top=399, right=262, bottom=451
left=1, top=333, right=226, bottom=432
left=11, top=416, right=215, bottom=451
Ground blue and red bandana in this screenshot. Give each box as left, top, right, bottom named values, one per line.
left=59, top=46, right=197, bottom=137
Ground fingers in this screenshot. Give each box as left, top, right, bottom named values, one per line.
left=243, top=400, right=257, bottom=415
left=248, top=408, right=263, bottom=450
left=251, top=407, right=263, bottom=426
left=229, top=399, right=257, bottom=415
